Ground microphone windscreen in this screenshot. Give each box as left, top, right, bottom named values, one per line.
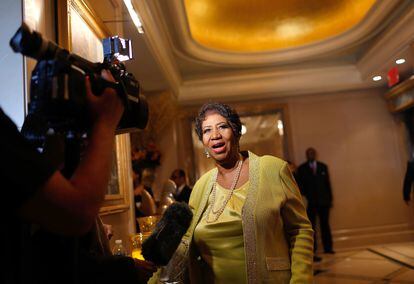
left=142, top=202, right=193, bottom=266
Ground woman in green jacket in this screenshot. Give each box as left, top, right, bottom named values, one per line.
left=153, top=102, right=313, bottom=284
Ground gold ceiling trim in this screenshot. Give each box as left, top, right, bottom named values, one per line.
left=184, top=0, right=377, bottom=52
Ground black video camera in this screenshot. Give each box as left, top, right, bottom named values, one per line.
left=9, top=23, right=148, bottom=147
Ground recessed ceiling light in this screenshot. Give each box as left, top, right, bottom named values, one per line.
left=396, top=58, right=406, bottom=65
left=372, top=75, right=382, bottom=82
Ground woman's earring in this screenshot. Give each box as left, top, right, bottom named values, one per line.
left=204, top=149, right=210, bottom=158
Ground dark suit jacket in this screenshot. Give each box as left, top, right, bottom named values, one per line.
left=174, top=185, right=192, bottom=203
left=296, top=161, right=333, bottom=207
left=403, top=161, right=414, bottom=201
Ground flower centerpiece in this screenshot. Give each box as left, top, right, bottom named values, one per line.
left=131, top=141, right=161, bottom=170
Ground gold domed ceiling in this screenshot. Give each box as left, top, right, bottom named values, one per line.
left=184, top=0, right=376, bottom=52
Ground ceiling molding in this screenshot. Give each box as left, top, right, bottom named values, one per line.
left=161, top=0, right=402, bottom=66
left=357, top=3, right=414, bottom=79
left=178, top=65, right=374, bottom=103
left=132, top=0, right=411, bottom=102
left=133, top=0, right=182, bottom=95
left=109, top=0, right=119, bottom=8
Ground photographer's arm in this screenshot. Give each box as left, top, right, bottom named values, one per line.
left=19, top=70, right=124, bottom=235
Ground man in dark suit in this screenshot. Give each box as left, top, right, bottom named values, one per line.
left=297, top=147, right=334, bottom=254
left=170, top=169, right=192, bottom=203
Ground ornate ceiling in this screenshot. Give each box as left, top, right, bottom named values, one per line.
left=126, top=0, right=414, bottom=103
left=184, top=0, right=376, bottom=51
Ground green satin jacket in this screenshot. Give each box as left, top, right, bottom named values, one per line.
left=151, top=152, right=314, bottom=283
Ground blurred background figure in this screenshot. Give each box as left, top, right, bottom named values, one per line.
left=170, top=169, right=192, bottom=203
left=132, top=167, right=157, bottom=232
left=157, top=179, right=176, bottom=215
left=102, top=223, right=114, bottom=241
left=403, top=160, right=414, bottom=205
left=297, top=147, right=335, bottom=255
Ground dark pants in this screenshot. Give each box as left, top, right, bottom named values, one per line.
left=307, top=205, right=333, bottom=253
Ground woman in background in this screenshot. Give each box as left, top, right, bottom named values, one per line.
left=152, top=102, right=313, bottom=283
left=132, top=167, right=156, bottom=231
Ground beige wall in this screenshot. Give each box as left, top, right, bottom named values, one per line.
left=152, top=114, right=197, bottom=198
left=284, top=88, right=414, bottom=248
left=152, top=118, right=179, bottom=200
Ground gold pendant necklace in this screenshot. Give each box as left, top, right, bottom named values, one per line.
left=206, top=158, right=243, bottom=223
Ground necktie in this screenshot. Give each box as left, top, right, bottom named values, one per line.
left=311, top=162, right=317, bottom=175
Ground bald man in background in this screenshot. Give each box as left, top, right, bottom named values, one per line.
left=297, top=147, right=334, bottom=255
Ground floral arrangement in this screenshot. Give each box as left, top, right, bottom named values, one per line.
left=131, top=142, right=161, bottom=170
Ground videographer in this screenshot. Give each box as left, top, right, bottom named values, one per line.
left=0, top=70, right=154, bottom=283
left=23, top=70, right=123, bottom=232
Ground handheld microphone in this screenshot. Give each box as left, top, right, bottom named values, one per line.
left=142, top=202, right=193, bottom=266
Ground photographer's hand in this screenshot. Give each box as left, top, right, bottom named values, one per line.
left=86, top=69, right=124, bottom=130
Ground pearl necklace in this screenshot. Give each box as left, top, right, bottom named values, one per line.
left=206, top=158, right=243, bottom=223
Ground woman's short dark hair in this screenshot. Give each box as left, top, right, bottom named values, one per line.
left=194, top=102, right=242, bottom=141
